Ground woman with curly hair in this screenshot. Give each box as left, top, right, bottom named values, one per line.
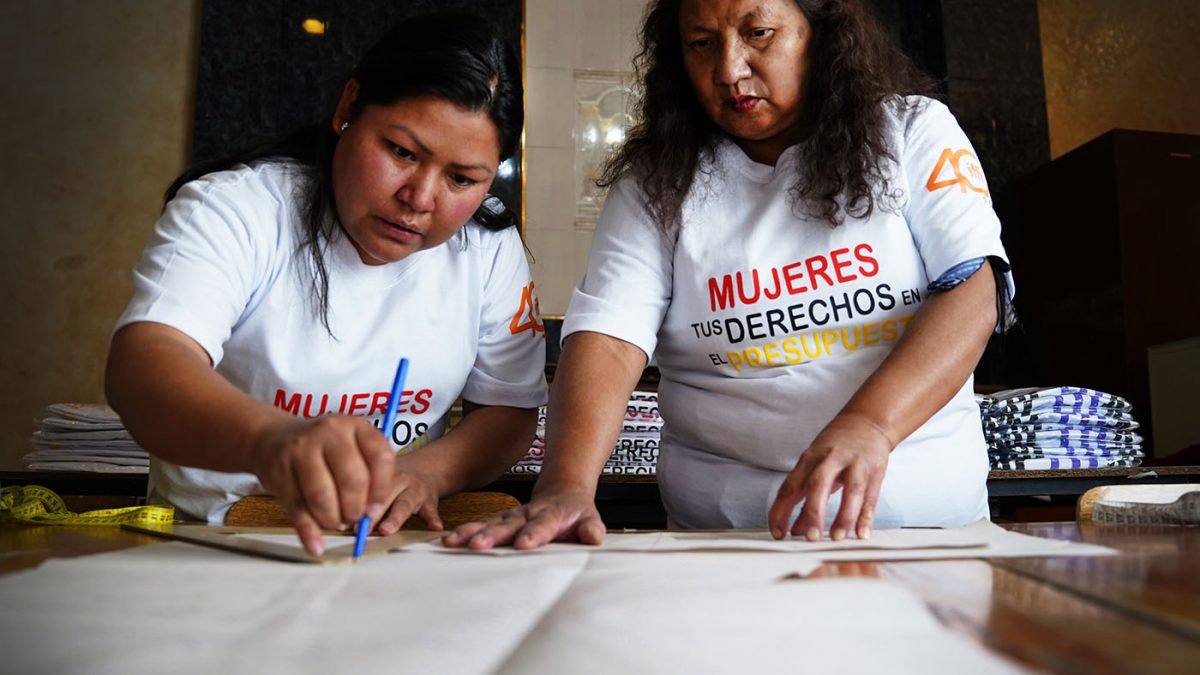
left=448, top=0, right=1013, bottom=549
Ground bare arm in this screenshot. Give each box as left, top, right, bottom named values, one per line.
left=537, top=332, right=647, bottom=501
left=768, top=261, right=999, bottom=540
left=106, top=322, right=292, bottom=470
left=444, top=330, right=647, bottom=549
left=105, top=321, right=396, bottom=554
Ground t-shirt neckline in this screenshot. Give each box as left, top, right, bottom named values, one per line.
left=329, top=224, right=430, bottom=289
left=716, top=138, right=803, bottom=184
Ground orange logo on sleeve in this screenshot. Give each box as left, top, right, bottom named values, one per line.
left=926, top=148, right=991, bottom=204
left=509, top=281, right=545, bottom=337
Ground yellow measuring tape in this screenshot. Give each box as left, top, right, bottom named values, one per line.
left=0, top=484, right=174, bottom=527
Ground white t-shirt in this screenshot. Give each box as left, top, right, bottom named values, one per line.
left=115, top=162, right=547, bottom=522
left=564, top=97, right=1013, bottom=529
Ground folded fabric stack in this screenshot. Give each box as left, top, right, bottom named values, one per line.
left=510, top=391, right=662, bottom=476
left=977, top=387, right=1143, bottom=470
left=25, top=404, right=149, bottom=473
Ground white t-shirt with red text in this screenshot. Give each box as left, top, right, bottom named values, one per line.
left=115, top=162, right=547, bottom=522
left=564, top=97, right=1012, bottom=529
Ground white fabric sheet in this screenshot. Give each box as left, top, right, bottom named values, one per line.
left=498, top=558, right=1026, bottom=674
left=0, top=543, right=588, bottom=675
left=0, top=524, right=1059, bottom=674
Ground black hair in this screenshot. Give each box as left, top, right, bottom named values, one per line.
left=164, top=12, right=524, bottom=334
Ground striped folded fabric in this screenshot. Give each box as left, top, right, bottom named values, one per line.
left=977, top=387, right=1144, bottom=471
left=511, top=392, right=662, bottom=476
left=986, top=444, right=1144, bottom=458
left=990, top=456, right=1142, bottom=470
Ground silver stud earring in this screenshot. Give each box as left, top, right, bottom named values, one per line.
left=339, top=122, right=349, bottom=132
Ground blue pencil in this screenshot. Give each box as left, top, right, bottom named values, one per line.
left=353, top=514, right=370, bottom=560
left=379, top=357, right=410, bottom=445
left=355, top=356, right=409, bottom=562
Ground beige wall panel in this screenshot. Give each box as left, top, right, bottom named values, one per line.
left=1039, top=0, right=1200, bottom=158
left=0, top=1, right=199, bottom=467
left=524, top=0, right=649, bottom=316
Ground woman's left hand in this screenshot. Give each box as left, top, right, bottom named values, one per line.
left=766, top=412, right=894, bottom=542
left=375, top=469, right=443, bottom=535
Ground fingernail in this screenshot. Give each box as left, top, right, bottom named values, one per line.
left=770, top=527, right=783, bottom=540
left=337, top=522, right=348, bottom=532
left=858, top=527, right=871, bottom=540
left=831, top=528, right=845, bottom=541
left=806, top=527, right=821, bottom=541
left=367, top=503, right=386, bottom=521
left=310, top=540, right=325, bottom=556
left=378, top=521, right=394, bottom=535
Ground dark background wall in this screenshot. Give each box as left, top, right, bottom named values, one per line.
left=867, top=0, right=1050, bottom=389
left=867, top=0, right=1199, bottom=455
left=869, top=0, right=1050, bottom=201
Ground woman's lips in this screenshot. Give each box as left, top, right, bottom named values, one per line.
left=379, top=217, right=420, bottom=243
left=727, top=96, right=761, bottom=113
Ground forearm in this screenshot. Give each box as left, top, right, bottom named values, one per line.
left=838, top=262, right=998, bottom=446
left=397, top=402, right=538, bottom=496
left=534, top=331, right=647, bottom=499
left=105, top=322, right=292, bottom=473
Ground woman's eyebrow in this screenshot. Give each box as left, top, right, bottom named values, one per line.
left=388, top=123, right=495, bottom=175
left=683, top=7, right=770, bottom=33
left=388, top=123, right=433, bottom=155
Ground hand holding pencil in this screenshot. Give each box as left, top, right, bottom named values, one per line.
left=354, top=359, right=442, bottom=559
left=249, top=358, right=411, bottom=557
left=250, top=412, right=397, bottom=556
left=361, top=358, right=443, bottom=540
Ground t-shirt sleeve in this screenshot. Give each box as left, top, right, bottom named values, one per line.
left=561, top=179, right=674, bottom=361
left=112, top=172, right=274, bottom=366
left=460, top=226, right=548, bottom=408
left=901, top=98, right=1015, bottom=301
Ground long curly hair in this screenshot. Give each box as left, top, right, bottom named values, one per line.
left=598, top=0, right=934, bottom=230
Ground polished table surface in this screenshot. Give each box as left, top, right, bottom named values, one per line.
left=846, top=522, right=1200, bottom=674
left=3, top=521, right=1198, bottom=674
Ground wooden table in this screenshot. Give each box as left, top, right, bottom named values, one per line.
left=832, top=522, right=1200, bottom=674
left=3, top=521, right=1197, bottom=673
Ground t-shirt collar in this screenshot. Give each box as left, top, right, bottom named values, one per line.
left=715, top=137, right=803, bottom=184
left=329, top=224, right=427, bottom=289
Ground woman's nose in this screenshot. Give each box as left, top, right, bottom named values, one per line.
left=397, top=169, right=436, bottom=213
left=716, top=41, right=751, bottom=86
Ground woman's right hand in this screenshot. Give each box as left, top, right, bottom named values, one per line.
left=106, top=323, right=396, bottom=556
left=251, top=415, right=397, bottom=556
left=441, top=488, right=606, bottom=550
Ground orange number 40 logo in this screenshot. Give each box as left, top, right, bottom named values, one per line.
left=509, top=281, right=545, bottom=337
left=925, top=148, right=990, bottom=204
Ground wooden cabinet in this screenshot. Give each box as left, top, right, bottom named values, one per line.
left=997, top=130, right=1200, bottom=455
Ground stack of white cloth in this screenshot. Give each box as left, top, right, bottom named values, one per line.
left=25, top=404, right=148, bottom=473
left=510, top=392, right=662, bottom=476
left=977, top=387, right=1143, bottom=470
